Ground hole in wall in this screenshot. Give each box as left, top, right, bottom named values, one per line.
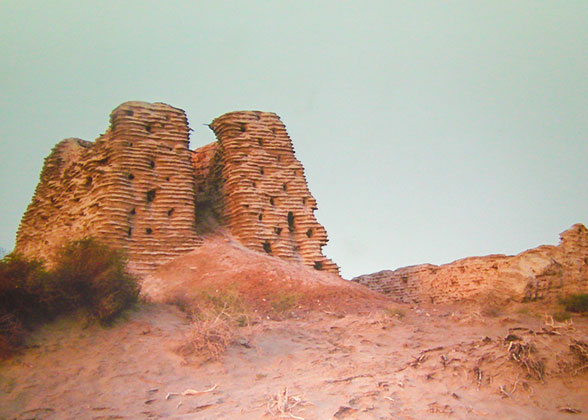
left=252, top=182, right=256, bottom=188
left=263, top=241, right=272, bottom=254
left=287, top=212, right=295, bottom=232
left=146, top=189, right=156, bottom=202
left=271, top=127, right=276, bottom=134
left=302, top=197, right=307, bottom=205
left=128, top=173, right=134, bottom=180
left=127, top=227, right=132, bottom=237
left=240, top=123, right=246, bottom=132
left=258, top=138, right=263, bottom=146
left=149, top=160, right=155, bottom=169
left=258, top=214, right=263, bottom=221
left=306, top=229, right=313, bottom=238
left=275, top=227, right=282, bottom=235
left=260, top=168, right=264, bottom=175
left=168, top=208, right=175, bottom=217
left=243, top=204, right=250, bottom=208
left=270, top=197, right=275, bottom=206
left=313, top=261, right=323, bottom=270
left=146, top=123, right=152, bottom=133
left=130, top=208, right=136, bottom=215
left=97, top=157, right=108, bottom=165
left=125, top=110, right=133, bottom=116
left=282, top=183, right=287, bottom=191
left=165, top=177, right=170, bottom=181
left=146, top=228, right=153, bottom=235
left=85, top=176, right=92, bottom=186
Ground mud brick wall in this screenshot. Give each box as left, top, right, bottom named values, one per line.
left=353, top=224, right=588, bottom=303
left=207, top=111, right=339, bottom=274
left=15, top=102, right=200, bottom=276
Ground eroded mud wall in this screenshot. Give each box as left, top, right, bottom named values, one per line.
left=353, top=224, right=588, bottom=303
left=207, top=111, right=339, bottom=274
left=15, top=101, right=200, bottom=275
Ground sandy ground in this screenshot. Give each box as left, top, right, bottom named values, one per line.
left=1, top=302, right=587, bottom=420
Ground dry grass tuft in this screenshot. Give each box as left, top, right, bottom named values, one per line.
left=384, top=303, right=406, bottom=319
left=569, top=339, right=588, bottom=375
left=176, top=317, right=234, bottom=364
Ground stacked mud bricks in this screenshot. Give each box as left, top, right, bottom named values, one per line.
left=16, top=102, right=339, bottom=276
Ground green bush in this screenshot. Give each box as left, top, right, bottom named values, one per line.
left=559, top=294, right=588, bottom=313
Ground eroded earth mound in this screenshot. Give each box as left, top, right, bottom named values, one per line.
left=353, top=224, right=588, bottom=304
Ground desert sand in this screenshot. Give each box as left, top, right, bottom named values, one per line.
left=1, top=300, right=587, bottom=420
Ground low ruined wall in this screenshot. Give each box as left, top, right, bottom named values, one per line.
left=15, top=102, right=201, bottom=275
left=353, top=224, right=588, bottom=303
left=208, top=111, right=339, bottom=274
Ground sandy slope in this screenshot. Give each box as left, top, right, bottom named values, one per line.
left=1, top=302, right=587, bottom=420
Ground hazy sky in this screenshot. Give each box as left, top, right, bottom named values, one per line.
left=1, top=1, right=586, bottom=278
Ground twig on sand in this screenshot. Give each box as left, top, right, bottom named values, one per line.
left=324, top=374, right=373, bottom=384
left=165, top=384, right=217, bottom=400
left=558, top=406, right=582, bottom=414
left=498, top=385, right=511, bottom=398
left=266, top=387, right=309, bottom=419
left=16, top=408, right=55, bottom=416
left=511, top=376, right=520, bottom=394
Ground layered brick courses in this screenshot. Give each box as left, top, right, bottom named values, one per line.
left=16, top=102, right=201, bottom=275
left=15, top=102, right=339, bottom=276
left=353, top=224, right=588, bottom=303
left=207, top=111, right=339, bottom=274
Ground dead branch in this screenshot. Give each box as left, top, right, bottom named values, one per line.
left=266, top=387, right=309, bottom=420
left=324, top=374, right=373, bottom=384
left=165, top=384, right=217, bottom=400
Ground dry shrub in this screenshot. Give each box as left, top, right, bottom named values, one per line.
left=0, top=254, right=53, bottom=327
left=0, top=239, right=138, bottom=358
left=51, top=238, right=139, bottom=324
left=0, top=313, right=25, bottom=358
left=553, top=310, right=572, bottom=322
left=559, top=294, right=588, bottom=313
left=505, top=338, right=545, bottom=380
left=170, top=287, right=248, bottom=364
left=569, top=340, right=588, bottom=374
left=0, top=254, right=52, bottom=357
left=176, top=317, right=234, bottom=364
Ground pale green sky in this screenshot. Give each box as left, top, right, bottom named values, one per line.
left=1, top=1, right=587, bottom=278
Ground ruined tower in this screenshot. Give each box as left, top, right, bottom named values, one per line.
left=15, top=102, right=339, bottom=276
left=204, top=111, right=338, bottom=274
left=15, top=102, right=200, bottom=274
